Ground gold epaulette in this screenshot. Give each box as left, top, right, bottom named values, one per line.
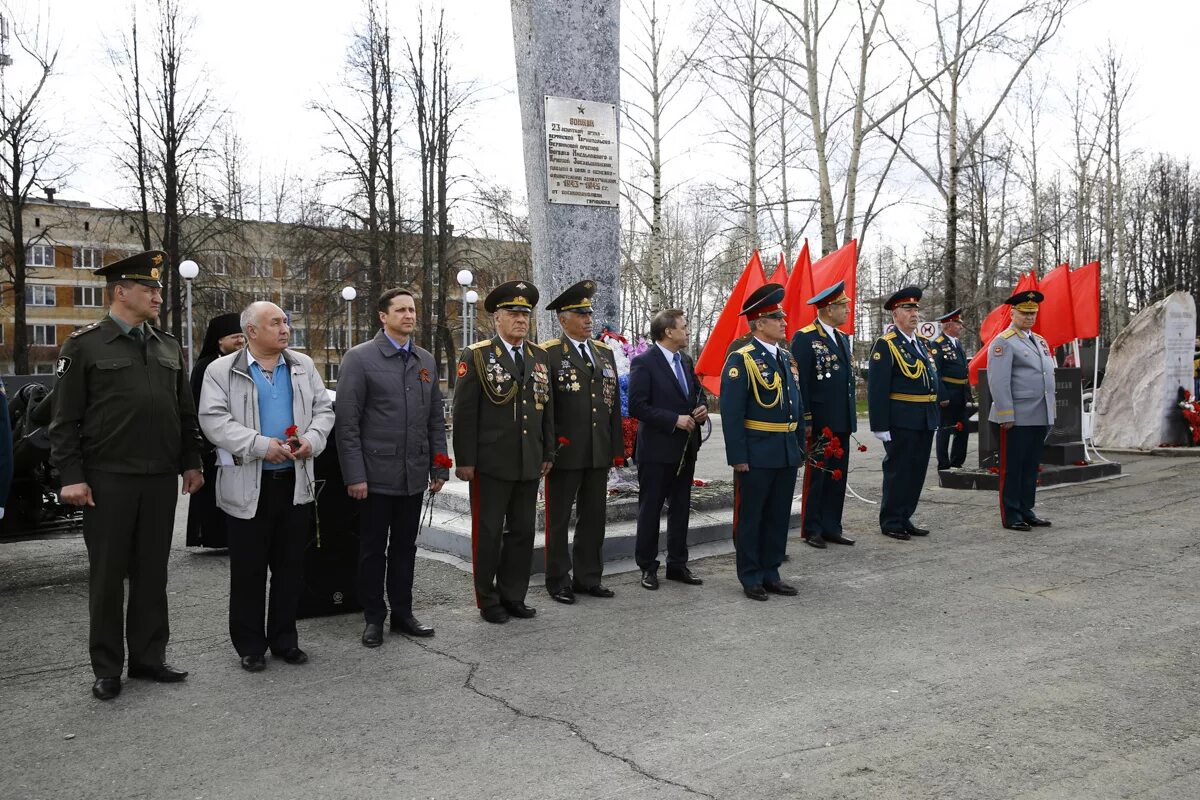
left=540, top=338, right=561, bottom=348
left=526, top=341, right=545, bottom=353
left=933, top=335, right=945, bottom=344
left=593, top=339, right=611, bottom=350
left=735, top=343, right=756, bottom=354
left=1000, top=329, right=1017, bottom=339
left=882, top=331, right=897, bottom=341
left=799, top=323, right=817, bottom=334
left=468, top=340, right=491, bottom=350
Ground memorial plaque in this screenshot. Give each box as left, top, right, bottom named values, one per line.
left=544, top=95, right=619, bottom=207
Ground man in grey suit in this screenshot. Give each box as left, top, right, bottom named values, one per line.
left=336, top=288, right=450, bottom=647
left=986, top=290, right=1056, bottom=532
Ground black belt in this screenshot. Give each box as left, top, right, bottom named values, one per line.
left=262, top=469, right=296, bottom=481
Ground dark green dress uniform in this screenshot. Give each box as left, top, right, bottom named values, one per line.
left=452, top=281, right=554, bottom=618
left=932, top=308, right=971, bottom=470
left=867, top=286, right=942, bottom=538
left=720, top=284, right=805, bottom=593
left=790, top=281, right=856, bottom=547
left=48, top=251, right=203, bottom=682
left=541, top=281, right=623, bottom=600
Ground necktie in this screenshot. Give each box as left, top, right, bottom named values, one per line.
left=672, top=352, right=689, bottom=398
left=776, top=351, right=788, bottom=376
left=579, top=342, right=592, bottom=370
left=130, top=327, right=144, bottom=342
left=512, top=346, right=524, bottom=380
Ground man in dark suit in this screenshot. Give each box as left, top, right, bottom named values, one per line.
left=540, top=280, right=624, bottom=604
left=791, top=280, right=856, bottom=549
left=721, top=284, right=805, bottom=600
left=452, top=281, right=554, bottom=624
left=932, top=308, right=971, bottom=471
left=867, top=286, right=943, bottom=540
left=628, top=309, right=708, bottom=590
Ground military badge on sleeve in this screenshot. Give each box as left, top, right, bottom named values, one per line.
left=55, top=356, right=72, bottom=378
left=728, top=366, right=739, bottom=378
left=457, top=361, right=468, bottom=378
left=993, top=345, right=1004, bottom=356
left=872, top=352, right=881, bottom=361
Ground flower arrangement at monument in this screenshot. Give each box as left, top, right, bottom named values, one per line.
left=1179, top=388, right=1200, bottom=445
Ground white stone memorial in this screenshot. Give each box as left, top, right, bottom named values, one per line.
left=1094, top=291, right=1197, bottom=449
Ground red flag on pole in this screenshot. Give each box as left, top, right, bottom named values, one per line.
left=1069, top=261, right=1101, bottom=339
left=767, top=253, right=788, bottom=285
left=781, top=240, right=816, bottom=333
left=734, top=256, right=767, bottom=338
left=1034, top=262, right=1076, bottom=349
left=968, top=270, right=1040, bottom=385
left=810, top=240, right=858, bottom=334
left=695, top=250, right=767, bottom=395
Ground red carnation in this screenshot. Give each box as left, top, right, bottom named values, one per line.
left=987, top=466, right=1000, bottom=474
left=954, top=422, right=964, bottom=431
left=558, top=436, right=570, bottom=447
left=857, top=444, right=868, bottom=452
left=812, top=460, right=824, bottom=468
left=613, top=457, right=625, bottom=467
left=823, top=444, right=835, bottom=458
left=822, top=426, right=833, bottom=438
left=433, top=453, right=453, bottom=469
left=285, top=425, right=299, bottom=438
left=692, top=479, right=707, bottom=487
left=830, top=436, right=841, bottom=448
left=835, top=448, right=845, bottom=459
left=831, top=469, right=843, bottom=481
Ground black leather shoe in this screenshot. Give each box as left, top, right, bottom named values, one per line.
left=1027, top=516, right=1052, bottom=527
left=362, top=622, right=384, bottom=647
left=240, top=655, right=266, bottom=672
left=1004, top=521, right=1032, bottom=531
left=480, top=605, right=510, bottom=624
left=92, top=677, right=121, bottom=700
left=905, top=526, right=930, bottom=536
left=502, top=601, right=537, bottom=619
left=826, top=534, right=856, bottom=545
left=128, top=663, right=188, bottom=682
left=763, top=580, right=799, bottom=596
left=743, top=585, right=769, bottom=601
left=576, top=584, right=615, bottom=598
left=806, top=536, right=827, bottom=549
left=275, top=647, right=309, bottom=665
left=882, top=529, right=911, bottom=540
left=665, top=566, right=703, bottom=585
left=549, top=587, right=576, bottom=604
left=640, top=569, right=659, bottom=590
left=392, top=615, right=435, bottom=637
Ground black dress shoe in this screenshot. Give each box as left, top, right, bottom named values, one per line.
left=549, top=587, right=576, bottom=604
left=92, top=677, right=121, bottom=700
left=502, top=601, right=537, bottom=619
left=763, top=580, right=799, bottom=596
left=881, top=529, right=911, bottom=540
left=640, top=569, right=659, bottom=590
left=1004, top=521, right=1032, bottom=531
left=392, top=615, right=435, bottom=637
left=240, top=655, right=266, bottom=672
left=362, top=622, right=384, bottom=647
left=665, top=566, right=703, bottom=585
left=806, top=536, right=827, bottom=549
left=576, top=584, right=615, bottom=598
left=826, top=534, right=856, bottom=545
left=1027, top=516, right=1052, bottom=527
left=743, top=585, right=769, bottom=601
left=275, top=647, right=309, bottom=665
left=905, top=526, right=930, bottom=536
left=480, top=605, right=510, bottom=624
left=128, top=663, right=188, bottom=682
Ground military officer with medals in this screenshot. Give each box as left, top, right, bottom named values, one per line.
left=49, top=251, right=204, bottom=700
left=452, top=281, right=554, bottom=624
left=867, top=286, right=942, bottom=540
left=932, top=309, right=971, bottom=471
left=986, top=290, right=1056, bottom=531
left=790, top=280, right=856, bottom=549
left=540, top=280, right=624, bottom=604
left=720, top=284, right=805, bottom=601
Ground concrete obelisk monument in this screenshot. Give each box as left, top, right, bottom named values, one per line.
left=511, top=0, right=620, bottom=336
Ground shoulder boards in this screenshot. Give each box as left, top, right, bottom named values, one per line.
left=1000, top=329, right=1017, bottom=339
left=1031, top=332, right=1046, bottom=342
left=882, top=332, right=897, bottom=341
left=916, top=333, right=930, bottom=340
left=70, top=322, right=102, bottom=338
left=799, top=323, right=817, bottom=334
left=540, top=338, right=561, bottom=348
left=933, top=335, right=945, bottom=343
left=593, top=339, right=611, bottom=350
left=153, top=326, right=176, bottom=339
left=735, top=343, right=756, bottom=354
left=526, top=341, right=545, bottom=353
left=468, top=340, right=491, bottom=350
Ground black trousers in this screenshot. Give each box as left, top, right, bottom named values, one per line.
left=226, top=471, right=311, bottom=657
left=544, top=466, right=609, bottom=592
left=469, top=473, right=538, bottom=610
left=801, top=430, right=850, bottom=538
left=83, top=471, right=178, bottom=678
left=733, top=467, right=797, bottom=588
left=936, top=400, right=969, bottom=470
left=997, top=424, right=1049, bottom=525
left=879, top=428, right=934, bottom=532
left=634, top=458, right=695, bottom=572
left=358, top=491, right=423, bottom=624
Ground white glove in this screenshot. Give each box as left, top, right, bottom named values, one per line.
left=0, top=507, right=6, bottom=520
left=873, top=431, right=892, bottom=443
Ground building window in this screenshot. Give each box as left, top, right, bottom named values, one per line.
left=250, top=258, right=272, bottom=278
left=289, top=327, right=308, bottom=349
left=73, top=247, right=102, bottom=270
left=211, top=257, right=228, bottom=275
left=26, top=244, right=55, bottom=267
left=33, top=363, right=55, bottom=375
left=73, top=286, right=104, bottom=307
left=329, top=261, right=347, bottom=281
left=27, top=324, right=57, bottom=346
left=25, top=284, right=56, bottom=306
left=210, top=290, right=231, bottom=312
left=283, top=295, right=307, bottom=314
left=326, top=329, right=349, bottom=350
left=325, top=362, right=340, bottom=383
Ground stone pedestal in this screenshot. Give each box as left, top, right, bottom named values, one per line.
left=1094, top=291, right=1197, bottom=449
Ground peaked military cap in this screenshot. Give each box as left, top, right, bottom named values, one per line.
left=935, top=308, right=963, bottom=323
left=740, top=283, right=786, bottom=321
left=484, top=280, right=539, bottom=313
left=1005, top=290, right=1044, bottom=313
left=94, top=250, right=167, bottom=287
left=546, top=279, right=596, bottom=313
left=883, top=286, right=923, bottom=311
left=808, top=280, right=850, bottom=308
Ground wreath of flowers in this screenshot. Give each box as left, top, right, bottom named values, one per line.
left=1180, top=388, right=1200, bottom=445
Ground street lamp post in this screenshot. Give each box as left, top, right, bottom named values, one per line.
left=341, top=285, right=357, bottom=350
left=456, top=269, right=474, bottom=351
left=464, top=289, right=479, bottom=347
left=178, top=259, right=199, bottom=372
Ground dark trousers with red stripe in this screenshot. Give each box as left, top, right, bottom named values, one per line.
left=997, top=424, right=1048, bottom=525
left=469, top=473, right=538, bottom=610
left=801, top=430, right=850, bottom=539
left=634, top=458, right=696, bottom=572
left=734, top=466, right=798, bottom=588
left=544, top=466, right=609, bottom=593
left=879, top=428, right=934, bottom=532
left=357, top=491, right=423, bottom=624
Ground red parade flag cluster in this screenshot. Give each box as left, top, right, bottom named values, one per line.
left=782, top=239, right=858, bottom=334
left=695, top=250, right=767, bottom=395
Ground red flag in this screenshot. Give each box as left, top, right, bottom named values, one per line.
left=1035, top=262, right=1076, bottom=349
left=781, top=240, right=816, bottom=335
left=696, top=251, right=767, bottom=395
left=734, top=256, right=767, bottom=338
left=968, top=270, right=1040, bottom=385
left=810, top=240, right=858, bottom=334
left=767, top=253, right=788, bottom=285
left=1069, top=261, right=1101, bottom=339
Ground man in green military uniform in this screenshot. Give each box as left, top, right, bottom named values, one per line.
left=932, top=308, right=971, bottom=471
left=540, top=280, right=624, bottom=604
left=49, top=250, right=204, bottom=701
left=453, top=280, right=555, bottom=624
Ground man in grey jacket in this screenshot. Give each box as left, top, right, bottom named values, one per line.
left=198, top=301, right=334, bottom=672
left=336, top=288, right=449, bottom=647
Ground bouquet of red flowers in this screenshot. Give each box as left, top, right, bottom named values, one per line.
left=805, top=427, right=846, bottom=482
left=284, top=424, right=301, bottom=452
left=433, top=453, right=453, bottom=470
left=1179, top=388, right=1200, bottom=445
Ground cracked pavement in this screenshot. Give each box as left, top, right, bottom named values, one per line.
left=2, top=441, right=1199, bottom=799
